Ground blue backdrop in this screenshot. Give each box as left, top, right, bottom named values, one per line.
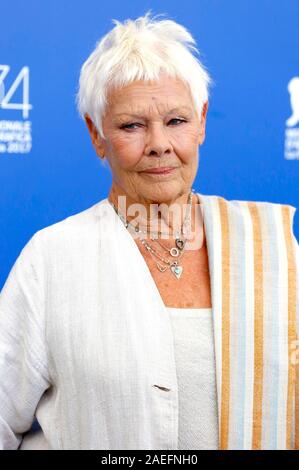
left=1, top=0, right=299, bottom=289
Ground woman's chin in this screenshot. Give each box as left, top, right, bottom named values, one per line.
left=138, top=189, right=184, bottom=205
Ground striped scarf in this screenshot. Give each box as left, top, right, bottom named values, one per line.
left=200, top=193, right=298, bottom=449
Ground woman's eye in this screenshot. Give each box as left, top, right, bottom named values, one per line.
left=168, top=118, right=186, bottom=125
left=121, top=123, right=140, bottom=130
left=120, top=118, right=186, bottom=130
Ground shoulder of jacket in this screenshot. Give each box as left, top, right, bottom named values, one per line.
left=203, top=194, right=297, bottom=232
left=30, top=198, right=109, bottom=249
left=213, top=194, right=297, bottom=212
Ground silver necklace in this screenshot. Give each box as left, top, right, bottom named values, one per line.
left=109, top=189, right=194, bottom=279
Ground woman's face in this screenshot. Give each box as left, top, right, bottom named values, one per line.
left=85, top=74, right=208, bottom=205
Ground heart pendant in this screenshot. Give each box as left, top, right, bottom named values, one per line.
left=170, top=264, right=183, bottom=279
left=175, top=238, right=185, bottom=251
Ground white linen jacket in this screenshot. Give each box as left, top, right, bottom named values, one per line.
left=0, top=192, right=298, bottom=450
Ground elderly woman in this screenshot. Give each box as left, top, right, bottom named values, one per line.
left=0, top=12, right=298, bottom=451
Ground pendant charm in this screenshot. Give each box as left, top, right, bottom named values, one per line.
left=157, top=262, right=168, bottom=272
left=170, top=264, right=183, bottom=279
left=170, top=247, right=180, bottom=257
left=175, top=238, right=185, bottom=251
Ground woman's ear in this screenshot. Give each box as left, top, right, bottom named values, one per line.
left=84, top=113, right=105, bottom=158
left=198, top=100, right=209, bottom=145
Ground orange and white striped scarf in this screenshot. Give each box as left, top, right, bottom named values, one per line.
left=199, top=193, right=299, bottom=449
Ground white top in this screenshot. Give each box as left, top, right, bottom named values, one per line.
left=0, top=198, right=220, bottom=450
left=167, top=307, right=219, bottom=450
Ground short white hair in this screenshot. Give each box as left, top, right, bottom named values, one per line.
left=76, top=10, right=212, bottom=139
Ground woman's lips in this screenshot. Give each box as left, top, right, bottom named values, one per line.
left=141, top=167, right=176, bottom=175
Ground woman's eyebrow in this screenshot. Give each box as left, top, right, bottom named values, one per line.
left=114, top=106, right=192, bottom=118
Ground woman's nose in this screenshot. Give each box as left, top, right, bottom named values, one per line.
left=144, top=123, right=173, bottom=157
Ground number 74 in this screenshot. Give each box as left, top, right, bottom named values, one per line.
left=0, top=65, right=32, bottom=119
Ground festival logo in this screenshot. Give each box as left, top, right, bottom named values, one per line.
left=0, top=65, right=32, bottom=154
left=285, top=76, right=299, bottom=160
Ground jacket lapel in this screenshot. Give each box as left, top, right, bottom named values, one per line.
left=197, top=193, right=226, bottom=447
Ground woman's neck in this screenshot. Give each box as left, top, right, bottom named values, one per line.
left=108, top=188, right=203, bottom=244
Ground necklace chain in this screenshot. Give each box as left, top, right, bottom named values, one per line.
left=109, top=189, right=195, bottom=279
